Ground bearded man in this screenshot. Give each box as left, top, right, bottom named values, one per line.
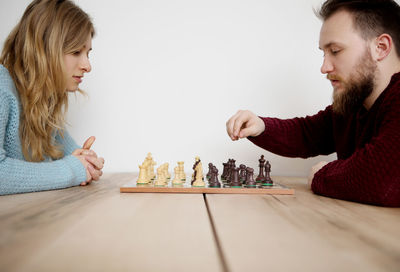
left=226, top=0, right=400, bottom=206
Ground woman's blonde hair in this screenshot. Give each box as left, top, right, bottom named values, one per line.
left=0, top=0, right=95, bottom=162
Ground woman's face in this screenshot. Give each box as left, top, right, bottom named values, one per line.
left=63, top=34, right=92, bottom=92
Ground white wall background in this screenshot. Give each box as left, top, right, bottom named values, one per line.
left=1, top=0, right=340, bottom=177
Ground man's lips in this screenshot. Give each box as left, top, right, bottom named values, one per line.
left=327, top=75, right=342, bottom=87
left=330, top=79, right=340, bottom=87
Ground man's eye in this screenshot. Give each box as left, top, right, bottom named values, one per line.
left=331, top=49, right=341, bottom=55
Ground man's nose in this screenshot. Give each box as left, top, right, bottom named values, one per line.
left=321, top=57, right=333, bottom=74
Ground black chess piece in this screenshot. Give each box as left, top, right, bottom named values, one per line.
left=209, top=166, right=221, bottom=188
left=256, top=155, right=267, bottom=183
left=226, top=159, right=233, bottom=183
left=230, top=167, right=242, bottom=187
left=263, top=160, right=273, bottom=185
left=221, top=162, right=229, bottom=181
left=239, top=164, right=247, bottom=183
left=231, top=159, right=236, bottom=169
left=206, top=163, right=213, bottom=181
left=245, top=167, right=257, bottom=187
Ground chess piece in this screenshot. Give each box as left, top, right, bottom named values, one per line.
left=239, top=164, right=247, bottom=183
left=177, top=161, right=186, bottom=181
left=150, top=160, right=156, bottom=180
left=192, top=156, right=201, bottom=184
left=206, top=163, right=213, bottom=181
left=137, top=164, right=149, bottom=184
left=172, top=166, right=183, bottom=185
left=256, top=155, right=267, bottom=183
left=231, top=159, right=236, bottom=168
left=192, top=163, right=205, bottom=187
left=245, top=167, right=257, bottom=187
left=164, top=163, right=171, bottom=179
left=209, top=166, right=221, bottom=188
left=221, top=162, right=229, bottom=181
left=155, top=167, right=167, bottom=186
left=226, top=159, right=236, bottom=183
left=263, top=161, right=273, bottom=185
left=230, top=167, right=242, bottom=187
left=144, top=153, right=156, bottom=180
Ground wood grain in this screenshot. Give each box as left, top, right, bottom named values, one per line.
left=1, top=173, right=399, bottom=272
left=206, top=176, right=400, bottom=272
left=0, top=173, right=221, bottom=272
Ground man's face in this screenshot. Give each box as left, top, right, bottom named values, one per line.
left=319, top=10, right=377, bottom=115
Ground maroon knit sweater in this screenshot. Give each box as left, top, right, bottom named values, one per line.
left=249, top=72, right=400, bottom=207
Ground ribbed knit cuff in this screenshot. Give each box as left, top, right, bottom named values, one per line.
left=64, top=155, right=87, bottom=185
left=247, top=117, right=273, bottom=146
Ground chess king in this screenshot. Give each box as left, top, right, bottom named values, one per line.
left=226, top=0, right=400, bottom=207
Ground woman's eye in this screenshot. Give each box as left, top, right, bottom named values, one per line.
left=73, top=51, right=81, bottom=56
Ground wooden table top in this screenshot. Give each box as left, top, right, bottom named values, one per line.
left=0, top=173, right=399, bottom=272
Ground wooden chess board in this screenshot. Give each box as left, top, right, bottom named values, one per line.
left=120, top=177, right=294, bottom=195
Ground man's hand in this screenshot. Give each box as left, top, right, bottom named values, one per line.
left=72, top=136, right=105, bottom=186
left=308, top=161, right=328, bottom=187
left=226, top=110, right=265, bottom=141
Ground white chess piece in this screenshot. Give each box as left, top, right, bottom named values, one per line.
left=172, top=166, right=183, bottom=185
left=137, top=164, right=149, bottom=184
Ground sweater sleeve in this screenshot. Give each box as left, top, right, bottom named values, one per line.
left=311, top=107, right=400, bottom=207
left=56, top=130, right=80, bottom=155
left=248, top=106, right=336, bottom=158
left=0, top=92, right=87, bottom=196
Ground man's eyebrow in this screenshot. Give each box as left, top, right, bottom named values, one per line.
left=319, top=42, right=343, bottom=50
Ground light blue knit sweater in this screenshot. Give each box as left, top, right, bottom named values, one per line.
left=0, top=65, right=87, bottom=195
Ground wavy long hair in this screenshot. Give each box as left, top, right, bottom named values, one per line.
left=0, top=0, right=94, bottom=162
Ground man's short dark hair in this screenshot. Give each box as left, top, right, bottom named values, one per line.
left=318, top=0, right=400, bottom=57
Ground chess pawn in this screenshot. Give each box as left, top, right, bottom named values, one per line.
left=264, top=161, right=273, bottom=185
left=172, top=166, right=183, bottom=185
left=137, top=164, right=149, bottom=184
left=209, top=166, right=221, bottom=188
left=256, top=155, right=267, bottom=182
left=245, top=167, right=257, bottom=187
left=155, top=167, right=166, bottom=186
left=230, top=167, right=242, bottom=187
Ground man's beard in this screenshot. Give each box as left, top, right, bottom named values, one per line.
left=331, top=49, right=377, bottom=116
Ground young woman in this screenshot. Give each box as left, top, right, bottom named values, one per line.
left=0, top=0, right=104, bottom=195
